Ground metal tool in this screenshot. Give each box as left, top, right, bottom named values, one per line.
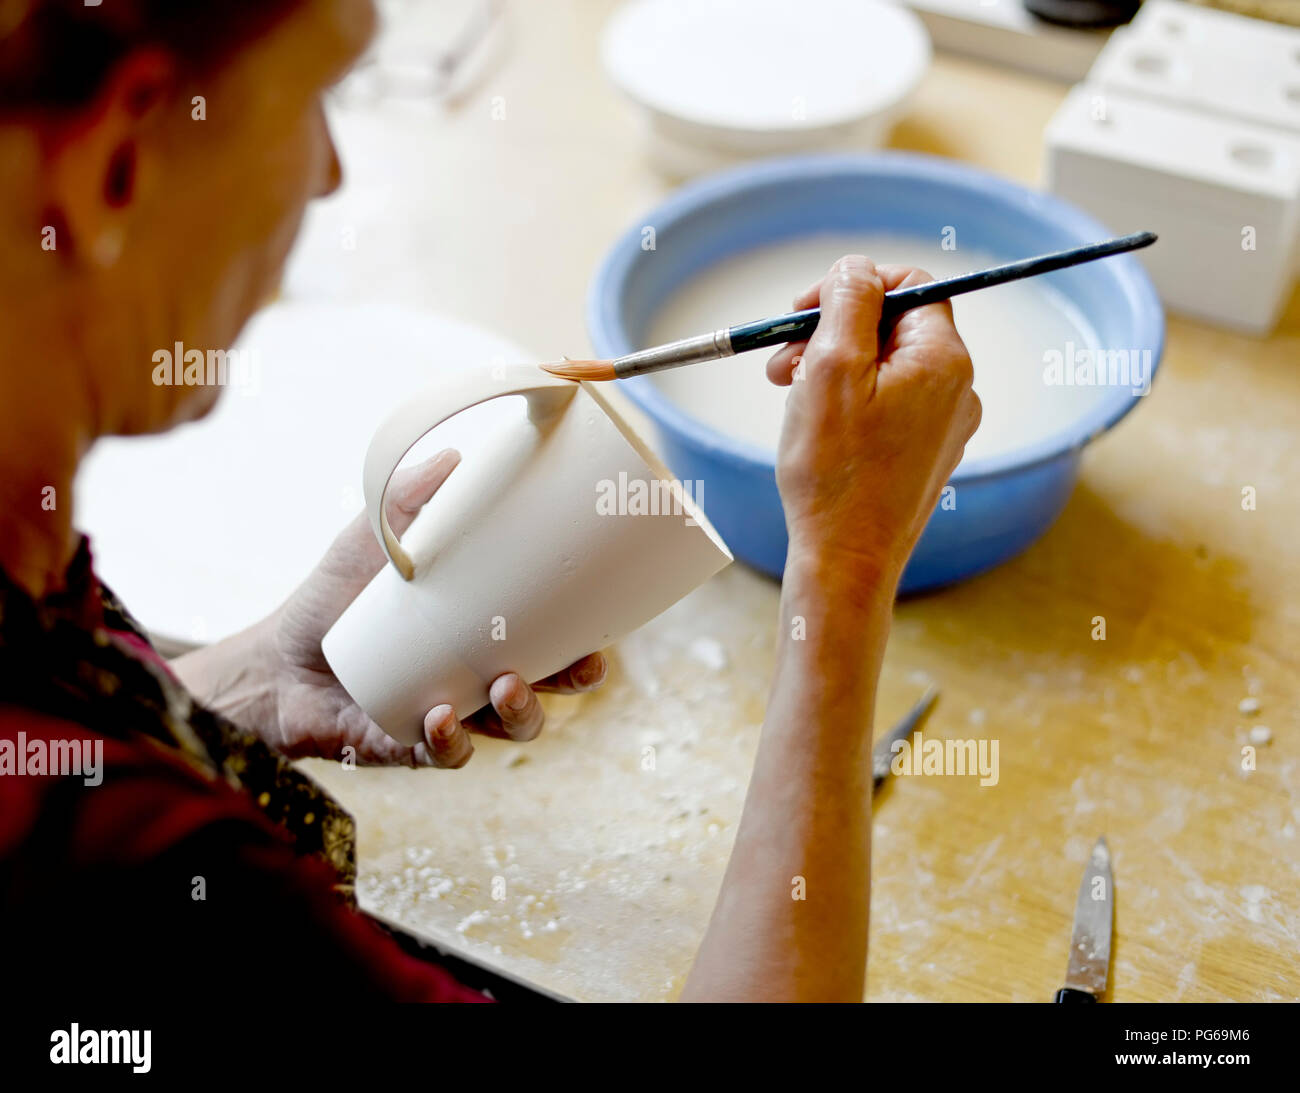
left=1055, top=836, right=1114, bottom=1002
left=871, top=686, right=939, bottom=793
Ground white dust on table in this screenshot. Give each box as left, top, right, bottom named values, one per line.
left=1059, top=758, right=1300, bottom=997
left=686, top=636, right=729, bottom=672
left=305, top=567, right=773, bottom=1001
left=1141, top=421, right=1291, bottom=498
left=302, top=557, right=1300, bottom=1000
left=905, top=667, right=937, bottom=690
left=1240, top=885, right=1274, bottom=925
left=957, top=835, right=1005, bottom=897
left=1173, top=961, right=1198, bottom=1001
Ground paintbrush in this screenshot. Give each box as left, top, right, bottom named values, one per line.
left=543, top=231, right=1156, bottom=381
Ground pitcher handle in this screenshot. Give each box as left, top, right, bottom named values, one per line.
left=363, top=365, right=577, bottom=581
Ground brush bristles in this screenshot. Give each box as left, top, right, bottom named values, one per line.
left=539, top=358, right=617, bottom=381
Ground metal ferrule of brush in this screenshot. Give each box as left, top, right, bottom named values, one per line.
left=612, top=328, right=735, bottom=379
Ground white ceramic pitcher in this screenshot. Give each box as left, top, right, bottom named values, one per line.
left=322, top=365, right=732, bottom=746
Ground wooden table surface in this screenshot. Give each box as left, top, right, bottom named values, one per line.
left=299, top=1, right=1300, bottom=1002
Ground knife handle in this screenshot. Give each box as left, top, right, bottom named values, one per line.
left=1054, top=987, right=1098, bottom=1003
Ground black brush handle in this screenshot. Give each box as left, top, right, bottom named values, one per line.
left=728, top=307, right=821, bottom=354
left=726, top=231, right=1156, bottom=356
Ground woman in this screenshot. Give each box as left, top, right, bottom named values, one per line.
left=0, top=0, right=979, bottom=1002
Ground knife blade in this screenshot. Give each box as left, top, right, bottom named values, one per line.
left=871, top=686, right=939, bottom=792
left=1055, top=836, right=1113, bottom=1002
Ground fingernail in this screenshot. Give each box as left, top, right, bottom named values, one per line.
left=505, top=677, right=530, bottom=713
left=428, top=704, right=455, bottom=739
left=575, top=656, right=606, bottom=689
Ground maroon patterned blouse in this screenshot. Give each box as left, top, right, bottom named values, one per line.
left=0, top=538, right=488, bottom=1002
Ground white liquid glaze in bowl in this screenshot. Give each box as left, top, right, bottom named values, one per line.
left=588, top=153, right=1165, bottom=590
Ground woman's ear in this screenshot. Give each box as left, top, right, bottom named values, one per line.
left=45, top=48, right=175, bottom=268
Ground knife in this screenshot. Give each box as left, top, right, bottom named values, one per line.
left=1055, top=836, right=1114, bottom=1002
left=871, top=686, right=939, bottom=793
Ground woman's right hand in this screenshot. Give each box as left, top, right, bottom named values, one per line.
left=767, top=255, right=982, bottom=592
left=685, top=256, right=978, bottom=1001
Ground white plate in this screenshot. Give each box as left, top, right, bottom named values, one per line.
left=75, top=301, right=531, bottom=645
left=602, top=0, right=931, bottom=173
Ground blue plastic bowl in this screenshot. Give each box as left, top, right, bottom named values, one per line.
left=587, top=153, right=1165, bottom=592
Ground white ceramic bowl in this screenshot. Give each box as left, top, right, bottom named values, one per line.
left=600, top=0, right=932, bottom=178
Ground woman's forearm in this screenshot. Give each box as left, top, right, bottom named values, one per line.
left=681, top=552, right=897, bottom=1002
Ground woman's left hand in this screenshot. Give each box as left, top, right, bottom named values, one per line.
left=173, top=450, right=607, bottom=768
